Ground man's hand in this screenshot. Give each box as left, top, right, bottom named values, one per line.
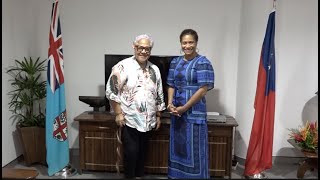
left=115, top=114, right=125, bottom=127
left=155, top=116, right=161, bottom=130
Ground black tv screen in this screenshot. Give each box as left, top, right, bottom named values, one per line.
left=104, top=54, right=177, bottom=111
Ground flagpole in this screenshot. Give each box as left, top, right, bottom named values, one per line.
left=272, top=0, right=276, bottom=12
left=243, top=1, right=276, bottom=179
left=46, top=0, right=77, bottom=178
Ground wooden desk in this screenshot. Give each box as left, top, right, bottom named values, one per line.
left=74, top=111, right=238, bottom=178
left=287, top=139, right=318, bottom=178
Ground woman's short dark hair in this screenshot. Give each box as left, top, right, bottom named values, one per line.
left=179, top=29, right=198, bottom=42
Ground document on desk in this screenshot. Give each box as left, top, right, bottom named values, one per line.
left=207, top=112, right=227, bottom=123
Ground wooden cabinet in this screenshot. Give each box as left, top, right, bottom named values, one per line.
left=74, top=111, right=238, bottom=178
left=76, top=115, right=119, bottom=172
left=208, top=118, right=238, bottom=177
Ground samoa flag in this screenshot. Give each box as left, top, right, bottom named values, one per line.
left=244, top=9, right=276, bottom=176
left=46, top=0, right=69, bottom=176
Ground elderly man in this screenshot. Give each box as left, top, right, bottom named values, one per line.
left=106, top=34, right=166, bottom=179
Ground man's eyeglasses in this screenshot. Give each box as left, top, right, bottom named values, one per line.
left=135, top=46, right=152, bottom=53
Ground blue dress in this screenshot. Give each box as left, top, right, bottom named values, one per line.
left=167, top=55, right=214, bottom=179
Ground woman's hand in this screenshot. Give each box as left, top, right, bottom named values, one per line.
left=115, top=114, right=125, bottom=127
left=175, top=106, right=188, bottom=116
left=167, top=104, right=181, bottom=117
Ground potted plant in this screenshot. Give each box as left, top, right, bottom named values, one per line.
left=7, top=57, right=47, bottom=165
left=288, top=121, right=318, bottom=152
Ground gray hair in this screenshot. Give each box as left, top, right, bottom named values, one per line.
left=133, top=34, right=154, bottom=47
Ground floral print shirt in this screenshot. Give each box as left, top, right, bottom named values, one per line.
left=106, top=56, right=166, bottom=132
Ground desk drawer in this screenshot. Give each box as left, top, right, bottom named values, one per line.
left=80, top=122, right=117, bottom=132
left=208, top=126, right=232, bottom=137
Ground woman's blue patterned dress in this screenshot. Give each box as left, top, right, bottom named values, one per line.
left=167, top=55, right=214, bottom=179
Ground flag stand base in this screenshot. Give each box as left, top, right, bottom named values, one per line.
left=243, top=172, right=268, bottom=179
left=54, top=163, right=77, bottom=178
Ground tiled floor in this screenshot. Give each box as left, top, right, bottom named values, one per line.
left=3, top=155, right=318, bottom=179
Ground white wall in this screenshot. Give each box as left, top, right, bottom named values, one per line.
left=2, top=0, right=318, bottom=166
left=235, top=0, right=318, bottom=159
left=60, top=0, right=241, bottom=149
left=2, top=0, right=51, bottom=166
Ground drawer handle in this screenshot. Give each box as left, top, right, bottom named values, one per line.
left=98, top=126, right=110, bottom=129
left=209, top=142, right=227, bottom=145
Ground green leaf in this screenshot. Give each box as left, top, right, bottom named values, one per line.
left=6, top=57, right=47, bottom=127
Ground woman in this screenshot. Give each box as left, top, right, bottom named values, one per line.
left=167, top=29, right=214, bottom=179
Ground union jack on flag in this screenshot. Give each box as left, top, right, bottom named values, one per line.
left=47, top=0, right=64, bottom=93
left=46, top=0, right=70, bottom=176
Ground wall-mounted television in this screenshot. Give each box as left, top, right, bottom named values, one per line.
left=104, top=54, right=177, bottom=111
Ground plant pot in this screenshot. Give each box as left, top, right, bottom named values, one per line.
left=17, top=126, right=47, bottom=166
left=302, top=148, right=316, bottom=153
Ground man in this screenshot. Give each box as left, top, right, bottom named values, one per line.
left=106, top=34, right=166, bottom=179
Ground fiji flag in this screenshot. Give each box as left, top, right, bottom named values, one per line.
left=244, top=9, right=276, bottom=176
left=46, top=0, right=69, bottom=176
